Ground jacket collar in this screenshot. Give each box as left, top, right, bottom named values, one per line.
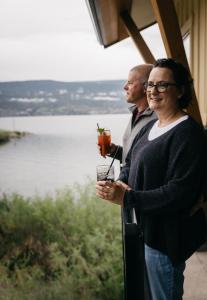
left=128, top=105, right=154, bottom=116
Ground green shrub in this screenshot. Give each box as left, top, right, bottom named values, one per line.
left=0, top=181, right=124, bottom=299
left=0, top=130, right=10, bottom=144
left=0, top=130, right=27, bottom=144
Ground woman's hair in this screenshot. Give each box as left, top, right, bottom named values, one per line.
left=153, top=58, right=193, bottom=109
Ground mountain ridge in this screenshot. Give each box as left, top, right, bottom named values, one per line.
left=0, top=79, right=129, bottom=117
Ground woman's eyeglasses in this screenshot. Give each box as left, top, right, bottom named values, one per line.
left=144, top=82, right=177, bottom=93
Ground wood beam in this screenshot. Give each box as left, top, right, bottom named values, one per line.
left=120, top=10, right=155, bottom=64
left=150, top=0, right=202, bottom=124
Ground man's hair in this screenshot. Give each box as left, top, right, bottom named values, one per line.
left=153, top=58, right=193, bottom=109
left=130, top=64, right=153, bottom=83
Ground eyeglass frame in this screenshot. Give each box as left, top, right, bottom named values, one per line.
left=144, top=81, right=178, bottom=93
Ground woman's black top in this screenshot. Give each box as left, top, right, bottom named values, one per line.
left=119, top=117, right=207, bottom=264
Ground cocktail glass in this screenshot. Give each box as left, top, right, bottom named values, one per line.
left=97, top=129, right=111, bottom=157
left=96, top=165, right=114, bottom=181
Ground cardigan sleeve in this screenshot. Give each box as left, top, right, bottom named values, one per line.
left=124, top=127, right=206, bottom=216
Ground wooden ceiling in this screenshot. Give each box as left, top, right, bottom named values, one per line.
left=86, top=0, right=156, bottom=47
left=86, top=0, right=202, bottom=124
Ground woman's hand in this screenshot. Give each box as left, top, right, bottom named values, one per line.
left=96, top=180, right=131, bottom=206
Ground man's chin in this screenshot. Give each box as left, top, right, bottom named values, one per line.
left=126, top=99, right=133, bottom=104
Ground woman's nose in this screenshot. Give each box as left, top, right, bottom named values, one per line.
left=150, top=85, right=159, bottom=94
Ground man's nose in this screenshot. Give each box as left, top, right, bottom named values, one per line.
left=123, top=83, right=128, bottom=90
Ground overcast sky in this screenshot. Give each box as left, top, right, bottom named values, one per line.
left=0, top=0, right=166, bottom=82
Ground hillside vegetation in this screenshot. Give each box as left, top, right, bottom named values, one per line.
left=0, top=182, right=124, bottom=300
left=0, top=80, right=127, bottom=117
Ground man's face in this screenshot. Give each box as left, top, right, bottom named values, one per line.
left=123, top=70, right=146, bottom=104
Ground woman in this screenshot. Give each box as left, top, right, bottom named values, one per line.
left=96, top=58, right=207, bottom=300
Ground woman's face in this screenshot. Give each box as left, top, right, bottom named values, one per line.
left=146, top=67, right=181, bottom=113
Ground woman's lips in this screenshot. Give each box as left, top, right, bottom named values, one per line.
left=149, top=98, right=161, bottom=102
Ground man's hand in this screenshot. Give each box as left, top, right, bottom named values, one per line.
left=97, top=143, right=117, bottom=157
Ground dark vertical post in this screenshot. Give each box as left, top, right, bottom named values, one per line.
left=122, top=208, right=145, bottom=299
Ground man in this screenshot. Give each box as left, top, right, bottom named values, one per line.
left=105, top=64, right=157, bottom=165
left=99, top=64, right=156, bottom=299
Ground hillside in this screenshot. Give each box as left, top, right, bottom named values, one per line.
left=0, top=80, right=128, bottom=117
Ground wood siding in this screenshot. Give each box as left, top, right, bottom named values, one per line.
left=175, top=0, right=207, bottom=125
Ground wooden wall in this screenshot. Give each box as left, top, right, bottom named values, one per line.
left=175, top=0, right=207, bottom=126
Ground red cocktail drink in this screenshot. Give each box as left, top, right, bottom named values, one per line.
left=97, top=129, right=111, bottom=157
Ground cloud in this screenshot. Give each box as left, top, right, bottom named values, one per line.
left=0, top=0, right=91, bottom=38
left=0, top=0, right=165, bottom=82
left=0, top=32, right=144, bottom=81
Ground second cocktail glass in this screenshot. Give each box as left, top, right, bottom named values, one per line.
left=96, top=165, right=115, bottom=181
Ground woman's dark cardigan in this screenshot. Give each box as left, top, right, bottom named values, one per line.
left=119, top=117, right=207, bottom=264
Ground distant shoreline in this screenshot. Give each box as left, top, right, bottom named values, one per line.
left=0, top=79, right=127, bottom=117
left=0, top=111, right=130, bottom=118
left=0, top=129, right=27, bottom=144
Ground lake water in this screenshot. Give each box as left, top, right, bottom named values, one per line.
left=0, top=114, right=130, bottom=197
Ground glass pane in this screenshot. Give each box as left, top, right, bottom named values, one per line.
left=183, top=33, right=190, bottom=63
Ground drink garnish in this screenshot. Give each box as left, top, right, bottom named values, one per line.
left=97, top=123, right=105, bottom=134
left=97, top=127, right=105, bottom=134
